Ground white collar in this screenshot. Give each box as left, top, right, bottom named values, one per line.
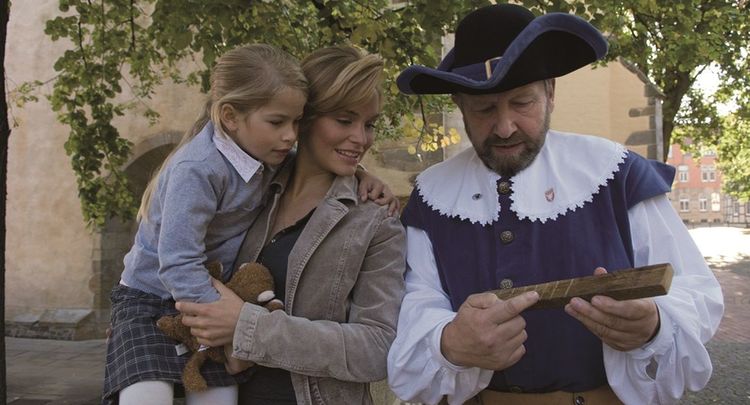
left=212, top=125, right=263, bottom=183
left=414, top=130, right=627, bottom=225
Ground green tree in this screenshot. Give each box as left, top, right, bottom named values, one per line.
left=715, top=114, right=750, bottom=201
left=521, top=1, right=749, bottom=161
left=42, top=0, right=490, bottom=227
left=605, top=0, right=748, bottom=162
left=31, top=0, right=750, bottom=225
left=584, top=0, right=749, bottom=200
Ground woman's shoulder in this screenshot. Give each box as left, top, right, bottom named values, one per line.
left=350, top=198, right=404, bottom=236
left=354, top=198, right=393, bottom=219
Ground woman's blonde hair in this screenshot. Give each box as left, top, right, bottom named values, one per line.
left=138, top=44, right=307, bottom=220
left=299, top=45, right=384, bottom=133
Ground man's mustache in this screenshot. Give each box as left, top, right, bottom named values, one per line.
left=484, top=134, right=528, bottom=147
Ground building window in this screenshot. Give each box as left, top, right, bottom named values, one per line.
left=711, top=193, right=721, bottom=212
left=699, top=198, right=708, bottom=212
left=702, top=149, right=716, bottom=157
left=678, top=165, right=689, bottom=182
left=701, top=165, right=716, bottom=182
left=680, top=198, right=690, bottom=212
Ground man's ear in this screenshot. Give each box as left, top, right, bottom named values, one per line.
left=546, top=79, right=556, bottom=101
left=546, top=79, right=556, bottom=112
left=220, top=103, right=240, bottom=134
left=451, top=93, right=463, bottom=110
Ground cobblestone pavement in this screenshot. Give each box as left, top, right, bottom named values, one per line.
left=681, top=227, right=750, bottom=405
left=5, top=226, right=750, bottom=404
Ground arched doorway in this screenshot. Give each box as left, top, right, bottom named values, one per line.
left=89, top=131, right=181, bottom=330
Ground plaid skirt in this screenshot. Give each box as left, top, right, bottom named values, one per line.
left=102, top=284, right=252, bottom=404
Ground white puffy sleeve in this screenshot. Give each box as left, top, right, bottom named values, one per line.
left=387, top=226, right=494, bottom=405
left=605, top=195, right=724, bottom=404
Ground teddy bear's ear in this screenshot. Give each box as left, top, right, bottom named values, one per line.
left=229, top=263, right=276, bottom=303
left=206, top=261, right=223, bottom=279
left=264, top=299, right=284, bottom=312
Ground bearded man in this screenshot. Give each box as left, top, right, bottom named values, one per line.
left=387, top=4, right=723, bottom=405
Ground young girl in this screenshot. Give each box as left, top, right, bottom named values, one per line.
left=102, top=44, right=393, bottom=405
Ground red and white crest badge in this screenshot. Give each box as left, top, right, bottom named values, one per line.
left=545, top=188, right=555, bottom=202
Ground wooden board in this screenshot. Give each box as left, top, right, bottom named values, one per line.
left=490, top=263, right=674, bottom=310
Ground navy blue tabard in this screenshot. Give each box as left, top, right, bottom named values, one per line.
left=401, top=151, right=674, bottom=393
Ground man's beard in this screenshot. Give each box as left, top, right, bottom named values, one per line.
left=466, top=109, right=551, bottom=178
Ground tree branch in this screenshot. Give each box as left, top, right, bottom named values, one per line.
left=77, top=17, right=89, bottom=69
left=351, top=0, right=384, bottom=19
left=130, top=0, right=136, bottom=52
left=309, top=0, right=353, bottom=36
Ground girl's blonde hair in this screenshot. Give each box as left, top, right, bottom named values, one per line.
left=299, top=45, right=384, bottom=133
left=138, top=44, right=307, bottom=220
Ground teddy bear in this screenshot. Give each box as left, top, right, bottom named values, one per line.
left=157, top=261, right=284, bottom=392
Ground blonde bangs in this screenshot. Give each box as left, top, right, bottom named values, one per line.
left=302, top=46, right=384, bottom=122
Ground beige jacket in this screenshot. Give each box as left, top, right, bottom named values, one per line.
left=231, top=165, right=406, bottom=404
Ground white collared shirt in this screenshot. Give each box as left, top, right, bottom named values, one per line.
left=212, top=126, right=264, bottom=183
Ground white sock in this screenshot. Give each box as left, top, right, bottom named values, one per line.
left=119, top=380, right=173, bottom=405
left=186, top=385, right=238, bottom=405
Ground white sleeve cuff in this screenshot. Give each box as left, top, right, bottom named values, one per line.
left=429, top=316, right=477, bottom=372
left=635, top=303, right=676, bottom=358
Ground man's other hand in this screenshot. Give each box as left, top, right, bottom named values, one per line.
left=565, top=267, right=660, bottom=351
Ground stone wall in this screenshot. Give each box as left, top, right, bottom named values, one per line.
left=6, top=1, right=203, bottom=338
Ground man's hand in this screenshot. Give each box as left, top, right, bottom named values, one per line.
left=565, top=267, right=661, bottom=351
left=176, top=278, right=245, bottom=347
left=441, top=291, right=539, bottom=370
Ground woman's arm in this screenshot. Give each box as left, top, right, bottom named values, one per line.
left=178, top=209, right=406, bottom=382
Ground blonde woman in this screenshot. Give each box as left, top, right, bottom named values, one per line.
left=177, top=45, right=406, bottom=405
left=103, top=44, right=395, bottom=405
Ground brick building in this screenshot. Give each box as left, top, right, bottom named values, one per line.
left=666, top=143, right=750, bottom=227
left=666, top=144, right=723, bottom=225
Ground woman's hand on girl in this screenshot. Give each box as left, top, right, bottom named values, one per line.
left=176, top=278, right=244, bottom=347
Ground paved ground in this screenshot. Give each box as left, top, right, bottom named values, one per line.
left=6, top=226, right=750, bottom=404
left=679, top=227, right=750, bottom=405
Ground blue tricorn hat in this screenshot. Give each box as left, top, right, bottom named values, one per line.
left=397, top=4, right=608, bottom=95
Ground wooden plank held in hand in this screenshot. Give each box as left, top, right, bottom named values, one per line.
left=490, top=263, right=674, bottom=310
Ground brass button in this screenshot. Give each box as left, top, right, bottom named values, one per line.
left=499, top=278, right=513, bottom=289
left=574, top=395, right=585, bottom=405
left=497, top=181, right=511, bottom=195
left=500, top=230, right=514, bottom=244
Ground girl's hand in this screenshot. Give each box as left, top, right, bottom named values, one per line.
left=355, top=167, right=400, bottom=216
left=176, top=278, right=244, bottom=347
